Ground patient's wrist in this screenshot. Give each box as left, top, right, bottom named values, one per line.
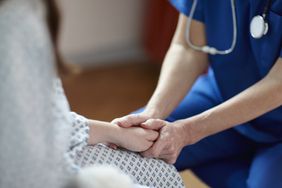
left=88, top=120, right=119, bottom=145
left=106, top=124, right=123, bottom=145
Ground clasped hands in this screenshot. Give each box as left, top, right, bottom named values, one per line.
left=111, top=114, right=191, bottom=164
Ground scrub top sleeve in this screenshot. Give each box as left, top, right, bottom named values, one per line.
left=280, top=48, right=282, bottom=58
left=170, top=0, right=205, bottom=22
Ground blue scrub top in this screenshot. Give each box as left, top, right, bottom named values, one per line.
left=170, top=0, right=282, bottom=142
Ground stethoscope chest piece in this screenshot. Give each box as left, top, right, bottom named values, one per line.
left=250, top=15, right=269, bottom=39
left=186, top=0, right=273, bottom=55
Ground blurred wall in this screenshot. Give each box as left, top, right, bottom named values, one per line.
left=58, top=0, right=147, bottom=66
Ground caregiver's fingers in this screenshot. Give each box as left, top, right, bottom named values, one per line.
left=145, top=129, right=159, bottom=141
left=141, top=138, right=164, bottom=158
left=111, top=114, right=149, bottom=128
left=103, top=143, right=118, bottom=150
left=108, top=143, right=118, bottom=150
left=159, top=154, right=178, bottom=164
left=141, top=119, right=167, bottom=131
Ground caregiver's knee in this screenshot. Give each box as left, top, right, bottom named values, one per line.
left=247, top=174, right=282, bottom=188
left=247, top=145, right=282, bottom=188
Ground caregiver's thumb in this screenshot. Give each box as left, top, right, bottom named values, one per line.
left=111, top=114, right=150, bottom=128
left=141, top=119, right=166, bottom=131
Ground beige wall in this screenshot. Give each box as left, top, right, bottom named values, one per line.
left=58, top=0, right=147, bottom=66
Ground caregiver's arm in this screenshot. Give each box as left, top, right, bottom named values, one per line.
left=113, top=14, right=208, bottom=126
left=185, top=58, right=282, bottom=143
left=144, top=15, right=208, bottom=119
left=140, top=58, right=282, bottom=164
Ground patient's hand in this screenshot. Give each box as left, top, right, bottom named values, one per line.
left=112, top=126, right=159, bottom=152
left=88, top=120, right=158, bottom=152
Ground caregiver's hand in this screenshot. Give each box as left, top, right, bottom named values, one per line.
left=140, top=119, right=192, bottom=164
left=111, top=113, right=152, bottom=128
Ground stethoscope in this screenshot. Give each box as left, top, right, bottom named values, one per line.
left=186, top=0, right=273, bottom=55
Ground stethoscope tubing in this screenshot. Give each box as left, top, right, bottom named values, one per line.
left=185, top=0, right=272, bottom=55
left=185, top=0, right=237, bottom=55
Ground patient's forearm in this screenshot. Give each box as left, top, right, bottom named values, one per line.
left=87, top=120, right=118, bottom=145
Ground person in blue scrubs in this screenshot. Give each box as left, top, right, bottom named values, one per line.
left=112, top=0, right=282, bottom=187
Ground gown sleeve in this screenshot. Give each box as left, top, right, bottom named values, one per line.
left=67, top=112, right=90, bottom=161
left=53, top=79, right=90, bottom=169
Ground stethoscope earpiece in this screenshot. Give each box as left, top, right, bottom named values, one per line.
left=250, top=15, right=269, bottom=39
